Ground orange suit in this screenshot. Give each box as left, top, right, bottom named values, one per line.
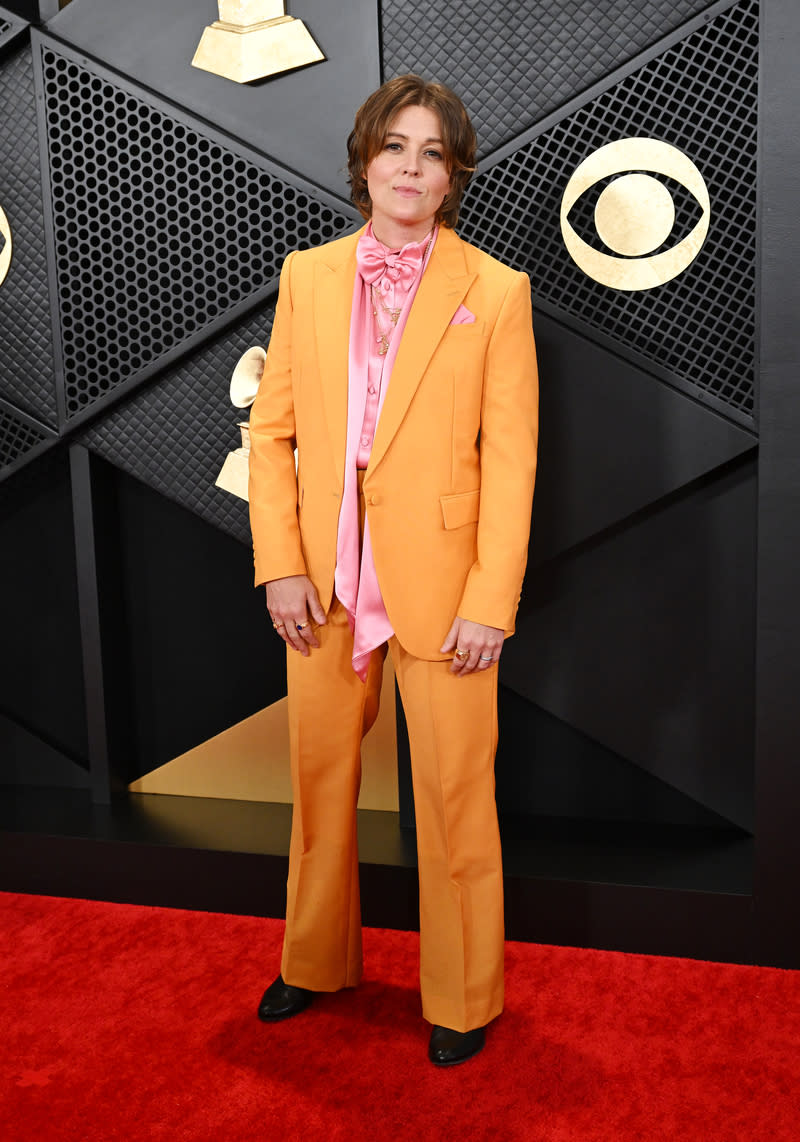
left=248, top=223, right=538, bottom=1031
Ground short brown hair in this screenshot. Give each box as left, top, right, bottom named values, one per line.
left=347, top=75, right=477, bottom=230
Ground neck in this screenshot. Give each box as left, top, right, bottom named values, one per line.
left=370, top=217, right=435, bottom=249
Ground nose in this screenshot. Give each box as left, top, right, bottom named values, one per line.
left=403, top=158, right=420, bottom=176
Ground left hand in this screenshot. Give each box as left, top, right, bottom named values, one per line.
left=440, top=616, right=504, bottom=677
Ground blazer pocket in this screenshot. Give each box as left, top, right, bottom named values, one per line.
left=440, top=489, right=481, bottom=530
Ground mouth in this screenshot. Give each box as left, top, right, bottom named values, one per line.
left=393, top=186, right=423, bottom=197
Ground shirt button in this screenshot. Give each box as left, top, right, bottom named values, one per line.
left=360, top=436, right=370, bottom=447
left=368, top=385, right=376, bottom=395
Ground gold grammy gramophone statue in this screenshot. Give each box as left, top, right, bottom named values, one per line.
left=215, top=346, right=266, bottom=501
left=192, top=1, right=324, bottom=84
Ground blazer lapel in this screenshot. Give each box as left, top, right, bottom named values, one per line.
left=367, top=227, right=476, bottom=476
left=312, top=232, right=360, bottom=489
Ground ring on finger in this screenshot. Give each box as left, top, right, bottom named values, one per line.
left=454, top=649, right=469, bottom=661
left=479, top=654, right=494, bottom=661
left=296, top=621, right=309, bottom=631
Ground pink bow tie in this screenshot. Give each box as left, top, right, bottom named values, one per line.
left=356, top=232, right=427, bottom=289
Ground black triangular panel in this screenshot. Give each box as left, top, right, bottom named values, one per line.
left=495, top=688, right=744, bottom=831
left=81, top=303, right=275, bottom=544
left=0, top=713, right=90, bottom=790
left=531, top=311, right=755, bottom=564
left=505, top=459, right=756, bottom=830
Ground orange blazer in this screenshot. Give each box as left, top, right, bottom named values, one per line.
left=248, top=224, right=539, bottom=661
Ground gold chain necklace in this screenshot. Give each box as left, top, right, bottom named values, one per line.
left=370, top=235, right=432, bottom=357
left=371, top=286, right=402, bottom=356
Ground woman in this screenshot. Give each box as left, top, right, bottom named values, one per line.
left=248, top=74, right=538, bottom=1066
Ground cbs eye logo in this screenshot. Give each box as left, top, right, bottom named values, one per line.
left=0, top=204, right=12, bottom=288
left=560, top=138, right=710, bottom=291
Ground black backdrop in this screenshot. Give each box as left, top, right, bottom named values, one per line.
left=1, top=0, right=798, bottom=967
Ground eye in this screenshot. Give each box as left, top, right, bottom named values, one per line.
left=567, top=173, right=702, bottom=256
left=560, top=137, right=710, bottom=291
left=424, top=149, right=443, bottom=161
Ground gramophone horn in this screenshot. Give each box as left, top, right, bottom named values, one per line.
left=230, top=346, right=267, bottom=408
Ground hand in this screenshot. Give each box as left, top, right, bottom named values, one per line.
left=266, top=575, right=327, bottom=656
left=440, top=616, right=504, bottom=676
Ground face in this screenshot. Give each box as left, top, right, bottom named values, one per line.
left=365, top=104, right=452, bottom=245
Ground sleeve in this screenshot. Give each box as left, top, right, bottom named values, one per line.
left=247, top=251, right=308, bottom=587
left=456, top=269, right=539, bottom=631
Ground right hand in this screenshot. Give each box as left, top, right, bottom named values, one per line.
left=266, top=575, right=327, bottom=656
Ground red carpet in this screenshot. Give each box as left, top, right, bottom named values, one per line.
left=1, top=891, right=798, bottom=1141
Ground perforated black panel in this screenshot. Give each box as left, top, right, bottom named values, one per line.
left=0, top=45, right=59, bottom=429
left=37, top=41, right=355, bottom=422
left=0, top=405, right=47, bottom=472
left=82, top=304, right=275, bottom=545
left=459, top=0, right=758, bottom=422
left=381, top=0, right=713, bottom=156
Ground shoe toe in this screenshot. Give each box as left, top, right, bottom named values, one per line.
left=428, top=1025, right=486, bottom=1066
left=257, top=975, right=314, bottom=1022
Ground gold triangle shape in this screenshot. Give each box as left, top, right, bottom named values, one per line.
left=130, top=656, right=398, bottom=811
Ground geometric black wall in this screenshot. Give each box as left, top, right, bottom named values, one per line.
left=423, top=0, right=761, bottom=840
left=0, top=403, right=48, bottom=471
left=0, top=26, right=59, bottom=485
left=36, top=42, right=353, bottom=422
left=383, top=0, right=716, bottom=156
left=4, top=0, right=800, bottom=967
left=390, top=0, right=761, bottom=840
left=501, top=454, right=756, bottom=831
left=0, top=448, right=88, bottom=786
left=0, top=7, right=26, bottom=50
left=49, top=0, right=381, bottom=194
left=0, top=41, right=58, bottom=429
left=81, top=304, right=275, bottom=545
left=458, top=0, right=759, bottom=425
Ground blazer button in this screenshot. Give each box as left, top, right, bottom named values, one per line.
left=369, top=494, right=380, bottom=506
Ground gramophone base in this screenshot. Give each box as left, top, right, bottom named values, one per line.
left=192, top=15, right=325, bottom=84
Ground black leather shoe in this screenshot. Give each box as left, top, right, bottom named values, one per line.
left=428, top=1024, right=486, bottom=1066
left=257, top=974, right=314, bottom=1022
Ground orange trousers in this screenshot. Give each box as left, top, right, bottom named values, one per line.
left=281, top=598, right=505, bottom=1032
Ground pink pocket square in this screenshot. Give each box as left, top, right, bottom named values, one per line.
left=450, top=303, right=476, bottom=326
